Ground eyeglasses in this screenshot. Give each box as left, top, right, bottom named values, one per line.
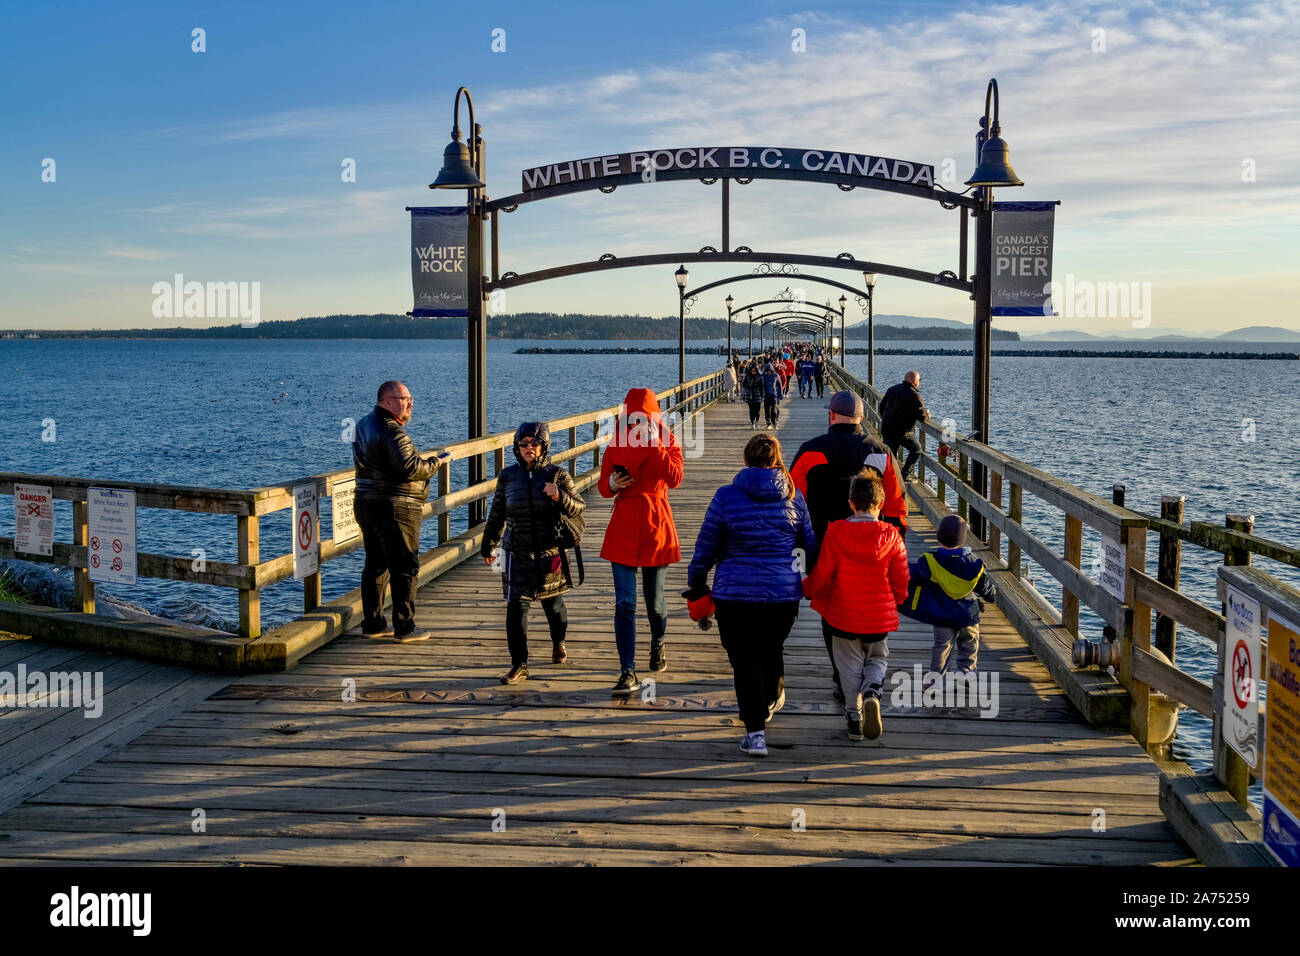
left=517, top=438, right=541, bottom=447
left=385, top=394, right=413, bottom=404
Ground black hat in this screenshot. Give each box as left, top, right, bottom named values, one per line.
left=937, top=515, right=968, bottom=548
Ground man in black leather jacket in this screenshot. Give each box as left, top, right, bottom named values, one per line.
left=353, top=380, right=449, bottom=642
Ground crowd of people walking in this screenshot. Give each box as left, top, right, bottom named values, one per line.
left=355, top=354, right=995, bottom=758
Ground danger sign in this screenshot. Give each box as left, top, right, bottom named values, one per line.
left=293, top=483, right=319, bottom=581
left=14, top=483, right=54, bottom=557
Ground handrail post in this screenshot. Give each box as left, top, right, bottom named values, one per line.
left=592, top=420, right=602, bottom=472
left=917, top=430, right=926, bottom=484
left=568, top=425, right=578, bottom=477
left=989, top=470, right=1002, bottom=562
left=957, top=451, right=969, bottom=521
left=1215, top=513, right=1255, bottom=805
left=1118, top=522, right=1147, bottom=697
left=1130, top=591, right=1153, bottom=752
left=437, top=460, right=450, bottom=545
left=238, top=514, right=261, bottom=639
left=1007, top=482, right=1022, bottom=578
left=937, top=445, right=948, bottom=505
left=72, top=498, right=95, bottom=614
left=1156, top=494, right=1185, bottom=660
left=1062, top=514, right=1083, bottom=635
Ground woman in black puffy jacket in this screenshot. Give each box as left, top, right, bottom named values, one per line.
left=741, top=363, right=765, bottom=429
left=481, top=422, right=586, bottom=683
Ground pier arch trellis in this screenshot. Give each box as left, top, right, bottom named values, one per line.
left=721, top=294, right=843, bottom=359
left=422, top=79, right=1029, bottom=531
left=747, top=309, right=836, bottom=354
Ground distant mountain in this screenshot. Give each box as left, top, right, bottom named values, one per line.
left=1022, top=330, right=1101, bottom=341
left=1215, top=326, right=1300, bottom=342
left=5, top=312, right=1015, bottom=341
left=869, top=314, right=971, bottom=330
left=848, top=322, right=1018, bottom=341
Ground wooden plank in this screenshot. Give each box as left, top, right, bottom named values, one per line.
left=1132, top=648, right=1212, bottom=717
left=0, top=805, right=1190, bottom=865
left=1130, top=569, right=1224, bottom=643
left=0, top=671, right=231, bottom=815
left=23, top=783, right=1175, bottom=839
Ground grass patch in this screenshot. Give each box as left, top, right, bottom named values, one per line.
left=0, top=569, right=29, bottom=604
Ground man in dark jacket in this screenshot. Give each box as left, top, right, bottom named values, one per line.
left=790, top=389, right=909, bottom=701
left=878, top=371, right=930, bottom=480
left=353, top=380, right=449, bottom=643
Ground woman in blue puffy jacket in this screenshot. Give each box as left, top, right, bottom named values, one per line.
left=687, top=433, right=816, bottom=757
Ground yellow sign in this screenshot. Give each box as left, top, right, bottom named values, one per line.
left=1265, top=615, right=1300, bottom=865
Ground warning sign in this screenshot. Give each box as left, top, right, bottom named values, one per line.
left=293, top=483, right=319, bottom=581
left=1223, top=586, right=1260, bottom=766
left=87, top=487, right=137, bottom=586
left=1265, top=614, right=1300, bottom=866
left=332, top=479, right=359, bottom=545
left=14, top=483, right=54, bottom=557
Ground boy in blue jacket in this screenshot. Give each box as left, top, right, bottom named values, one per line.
left=903, top=515, right=996, bottom=674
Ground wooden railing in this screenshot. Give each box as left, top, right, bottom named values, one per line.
left=0, top=370, right=726, bottom=641
left=825, top=362, right=1300, bottom=819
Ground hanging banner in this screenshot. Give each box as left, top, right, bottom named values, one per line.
left=1223, top=586, right=1261, bottom=766
left=991, top=201, right=1058, bottom=317
left=87, top=487, right=138, bottom=586
left=1264, top=614, right=1300, bottom=866
left=410, top=206, right=468, bottom=317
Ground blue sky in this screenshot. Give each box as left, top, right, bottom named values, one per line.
left=2, top=0, right=1297, bottom=332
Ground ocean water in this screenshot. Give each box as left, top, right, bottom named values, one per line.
left=1, top=336, right=1297, bottom=782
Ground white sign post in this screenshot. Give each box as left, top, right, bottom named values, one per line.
left=13, top=483, right=54, bottom=557
left=1098, top=536, right=1126, bottom=601
left=293, top=483, right=319, bottom=581
left=332, top=479, right=359, bottom=545
left=87, top=487, right=137, bottom=586
left=1223, top=586, right=1261, bottom=766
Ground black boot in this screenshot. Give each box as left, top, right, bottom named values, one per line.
left=648, top=640, right=667, bottom=673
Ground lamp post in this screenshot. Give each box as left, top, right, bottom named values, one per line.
left=747, top=307, right=753, bottom=357
left=675, top=264, right=689, bottom=398
left=431, top=86, right=488, bottom=524
left=836, top=294, right=847, bottom=369
left=724, top=294, right=734, bottom=366
left=964, top=77, right=1024, bottom=540
left=862, top=273, right=876, bottom=386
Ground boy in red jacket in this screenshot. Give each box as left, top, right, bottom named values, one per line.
left=802, top=473, right=910, bottom=740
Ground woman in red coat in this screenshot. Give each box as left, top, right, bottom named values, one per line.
left=599, top=387, right=683, bottom=695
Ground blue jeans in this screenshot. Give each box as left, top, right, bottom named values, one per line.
left=611, top=563, right=668, bottom=670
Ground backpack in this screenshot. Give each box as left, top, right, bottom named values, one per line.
left=545, top=465, right=586, bottom=585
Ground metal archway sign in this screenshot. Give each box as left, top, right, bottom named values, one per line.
left=418, top=78, right=1050, bottom=539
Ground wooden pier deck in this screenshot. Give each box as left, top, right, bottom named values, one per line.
left=0, top=390, right=1196, bottom=865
